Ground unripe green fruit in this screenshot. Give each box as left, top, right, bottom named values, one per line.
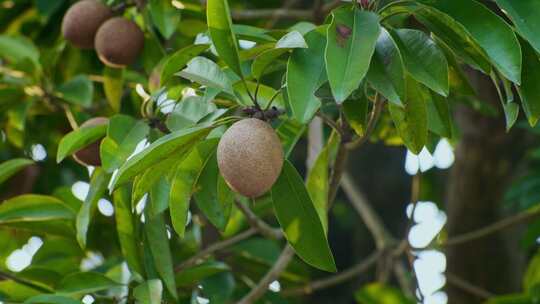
left=95, top=17, right=144, bottom=67
left=73, top=117, right=108, bottom=167
left=217, top=118, right=284, bottom=198
left=62, top=0, right=113, bottom=49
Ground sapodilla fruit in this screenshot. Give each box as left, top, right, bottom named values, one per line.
left=62, top=0, right=113, bottom=49
left=217, top=118, right=284, bottom=198
left=95, top=17, right=144, bottom=67
left=73, top=117, right=108, bottom=167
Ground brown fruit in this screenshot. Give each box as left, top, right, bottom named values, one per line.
left=62, top=0, right=113, bottom=49
left=217, top=118, right=284, bottom=198
left=95, top=17, right=144, bottom=67
left=73, top=117, right=109, bottom=167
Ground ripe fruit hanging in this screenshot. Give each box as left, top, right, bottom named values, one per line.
left=73, top=117, right=108, bottom=167
left=217, top=118, right=284, bottom=198
left=62, top=0, right=113, bottom=49
left=95, top=17, right=144, bottom=67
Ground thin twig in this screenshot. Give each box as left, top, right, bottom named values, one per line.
left=0, top=271, right=53, bottom=293
left=444, top=207, right=540, bottom=247
left=281, top=250, right=382, bottom=296
left=175, top=228, right=257, bottom=272
left=346, top=95, right=385, bottom=150
left=235, top=200, right=283, bottom=240
left=317, top=112, right=345, bottom=138
left=237, top=245, right=296, bottom=304
left=446, top=272, right=494, bottom=299
left=62, top=104, right=78, bottom=129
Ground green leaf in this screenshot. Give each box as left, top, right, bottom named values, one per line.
left=343, top=93, right=369, bottom=136
left=134, top=280, right=163, bottom=304
left=56, top=123, right=107, bottom=163
left=194, top=153, right=233, bottom=231
left=355, top=283, right=415, bottom=304
left=166, top=96, right=216, bottom=132
left=495, top=0, right=540, bottom=54
left=0, top=35, right=39, bottom=64
left=271, top=160, right=336, bottom=272
left=503, top=101, right=519, bottom=131
left=0, top=195, right=75, bottom=224
left=389, top=77, right=428, bottom=154
left=177, top=57, right=233, bottom=94
left=176, top=261, right=229, bottom=287
left=390, top=29, right=449, bottom=96
left=56, top=272, right=120, bottom=295
left=170, top=139, right=218, bottom=237
left=207, top=0, right=243, bottom=76
left=286, top=28, right=327, bottom=123
left=76, top=168, right=110, bottom=248
left=0, top=281, right=40, bottom=301
left=150, top=0, right=181, bottom=39
left=525, top=250, right=540, bottom=292
left=200, top=272, right=235, bottom=303
left=100, top=115, right=150, bottom=173
left=420, top=0, right=521, bottom=84
left=306, top=133, right=339, bottom=234
left=517, top=40, right=540, bottom=127
left=381, top=1, right=491, bottom=73
left=113, top=186, right=144, bottom=277
left=110, top=125, right=212, bottom=190
left=103, top=67, right=124, bottom=112
left=132, top=157, right=179, bottom=205
left=0, top=158, right=33, bottom=185
left=144, top=211, right=178, bottom=299
left=25, top=294, right=80, bottom=304
left=367, top=28, right=405, bottom=107
left=233, top=81, right=284, bottom=109
left=251, top=31, right=307, bottom=79
left=161, top=44, right=209, bottom=85
left=325, top=8, right=380, bottom=103
left=55, top=75, right=94, bottom=107
left=276, top=119, right=306, bottom=158
left=427, top=92, right=452, bottom=138
left=148, top=177, right=171, bottom=217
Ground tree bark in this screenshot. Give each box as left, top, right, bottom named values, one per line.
left=445, top=69, right=528, bottom=303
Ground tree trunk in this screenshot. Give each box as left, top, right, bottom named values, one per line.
left=445, top=69, right=528, bottom=303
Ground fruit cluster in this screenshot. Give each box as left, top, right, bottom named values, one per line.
left=62, top=0, right=144, bottom=67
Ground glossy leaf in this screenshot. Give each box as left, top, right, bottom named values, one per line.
left=134, top=280, right=163, bottom=304
left=144, top=211, right=178, bottom=299
left=286, top=29, right=327, bottom=123
left=176, top=261, right=229, bottom=287
left=56, top=272, right=120, bottom=295
left=100, top=115, right=149, bottom=173
left=110, top=125, right=212, bottom=190
left=170, top=139, right=218, bottom=237
left=0, top=195, right=74, bottom=224
left=76, top=168, right=110, bottom=248
left=25, top=295, right=80, bottom=304
left=149, top=0, right=181, bottom=39
left=56, top=124, right=107, bottom=163
left=427, top=92, right=452, bottom=138
left=420, top=0, right=521, bottom=84
left=194, top=153, right=233, bottom=231
left=177, top=56, right=234, bottom=94
left=0, top=158, right=33, bottom=185
left=495, top=0, right=540, bottom=54
left=132, top=157, right=179, bottom=205
left=160, top=44, right=209, bottom=85
left=276, top=119, right=306, bottom=158
left=207, top=0, right=243, bottom=76
left=252, top=31, right=307, bottom=79
left=517, top=40, right=540, bottom=127
left=113, top=186, right=144, bottom=276
left=148, top=177, right=171, bottom=217
left=343, top=93, right=369, bottom=136
left=326, top=8, right=380, bottom=103
left=271, top=160, right=336, bottom=272
left=55, top=75, right=94, bottom=107
left=367, top=28, right=405, bottom=106
left=0, top=35, right=39, bottom=64
left=166, top=96, right=216, bottom=132
left=103, top=67, right=124, bottom=112
left=391, top=29, right=449, bottom=96
left=388, top=78, right=428, bottom=154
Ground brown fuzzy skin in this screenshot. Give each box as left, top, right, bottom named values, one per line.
left=73, top=117, right=109, bottom=167
left=95, top=17, right=144, bottom=67
left=217, top=118, right=284, bottom=198
left=62, top=0, right=113, bottom=49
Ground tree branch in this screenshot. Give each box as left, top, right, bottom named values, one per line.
left=444, top=207, right=540, bottom=247
left=175, top=228, right=257, bottom=272
left=0, top=271, right=53, bottom=293
left=281, top=250, right=382, bottom=296
left=237, top=245, right=296, bottom=304
left=446, top=272, right=494, bottom=300
left=234, top=199, right=283, bottom=240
